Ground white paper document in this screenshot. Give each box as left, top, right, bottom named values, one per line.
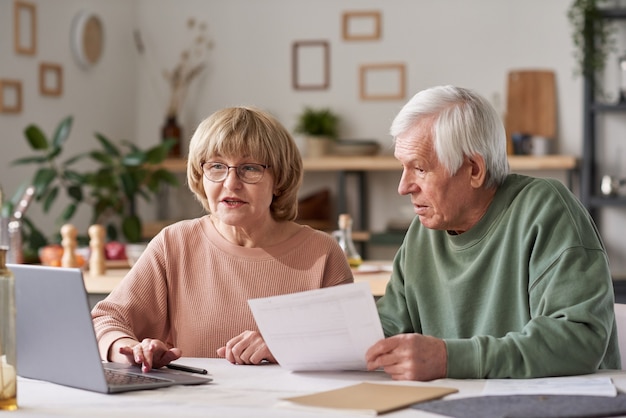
left=248, top=282, right=384, bottom=371
left=482, top=376, right=617, bottom=397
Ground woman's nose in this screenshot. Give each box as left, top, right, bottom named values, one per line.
left=222, top=168, right=242, bottom=188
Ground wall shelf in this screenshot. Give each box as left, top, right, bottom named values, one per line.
left=160, top=154, right=577, bottom=173
left=580, top=7, right=626, bottom=219
left=153, top=154, right=578, bottom=258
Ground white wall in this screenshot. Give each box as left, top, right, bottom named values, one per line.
left=3, top=0, right=625, bottom=274
left=0, top=0, right=138, bottom=233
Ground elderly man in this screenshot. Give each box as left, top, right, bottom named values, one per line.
left=366, top=85, right=619, bottom=380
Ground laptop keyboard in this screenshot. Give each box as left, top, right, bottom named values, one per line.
left=105, top=368, right=172, bottom=385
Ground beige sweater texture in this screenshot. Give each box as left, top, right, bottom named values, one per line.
left=92, top=216, right=354, bottom=359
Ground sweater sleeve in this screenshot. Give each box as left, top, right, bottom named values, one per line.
left=91, top=234, right=171, bottom=361
left=377, top=246, right=419, bottom=337
left=446, top=246, right=618, bottom=378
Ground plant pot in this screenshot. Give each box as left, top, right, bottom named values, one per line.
left=306, top=136, right=331, bottom=158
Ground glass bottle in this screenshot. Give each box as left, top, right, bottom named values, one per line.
left=161, top=114, right=182, bottom=158
left=333, top=213, right=362, bottom=268
left=0, top=245, right=17, bottom=410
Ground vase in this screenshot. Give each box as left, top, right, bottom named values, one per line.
left=306, top=136, right=331, bottom=158
left=161, top=115, right=182, bottom=158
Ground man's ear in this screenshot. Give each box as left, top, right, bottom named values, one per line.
left=467, top=155, right=487, bottom=189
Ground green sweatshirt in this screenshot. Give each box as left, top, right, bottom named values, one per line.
left=377, top=174, right=620, bottom=378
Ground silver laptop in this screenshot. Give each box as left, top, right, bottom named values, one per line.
left=11, top=263, right=212, bottom=393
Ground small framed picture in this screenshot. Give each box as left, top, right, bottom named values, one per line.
left=0, top=79, right=23, bottom=113
left=39, top=62, right=63, bottom=96
left=14, top=0, right=37, bottom=55
left=359, top=63, right=406, bottom=101
left=292, top=40, right=330, bottom=90
left=342, top=11, right=381, bottom=41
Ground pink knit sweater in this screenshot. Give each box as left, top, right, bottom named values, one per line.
left=92, top=216, right=353, bottom=359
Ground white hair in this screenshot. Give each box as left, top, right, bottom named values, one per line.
left=390, top=85, right=509, bottom=188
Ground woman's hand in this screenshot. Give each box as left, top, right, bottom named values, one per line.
left=117, top=338, right=182, bottom=372
left=217, top=330, right=276, bottom=365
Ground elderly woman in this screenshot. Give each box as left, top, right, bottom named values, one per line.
left=92, top=107, right=353, bottom=372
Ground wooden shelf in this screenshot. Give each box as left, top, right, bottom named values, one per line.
left=507, top=155, right=577, bottom=171
left=153, top=154, right=578, bottom=254
left=160, top=155, right=578, bottom=173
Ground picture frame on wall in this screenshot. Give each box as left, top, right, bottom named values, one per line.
left=39, top=63, right=63, bottom=96
left=342, top=11, right=381, bottom=41
left=0, top=79, right=23, bottom=113
left=292, top=40, right=330, bottom=90
left=359, top=63, right=406, bottom=101
left=14, top=0, right=37, bottom=55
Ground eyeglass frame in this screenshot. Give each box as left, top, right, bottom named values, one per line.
left=201, top=161, right=271, bottom=184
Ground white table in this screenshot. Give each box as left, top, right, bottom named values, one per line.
left=13, top=358, right=626, bottom=417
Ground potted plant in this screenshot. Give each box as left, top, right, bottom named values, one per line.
left=567, top=0, right=618, bottom=98
left=12, top=116, right=179, bottom=261
left=294, top=107, right=340, bottom=157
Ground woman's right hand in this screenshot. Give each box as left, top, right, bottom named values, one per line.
left=114, top=338, right=182, bottom=372
left=217, top=330, right=276, bottom=365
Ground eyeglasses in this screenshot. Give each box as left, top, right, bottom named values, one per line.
left=201, top=162, right=270, bottom=184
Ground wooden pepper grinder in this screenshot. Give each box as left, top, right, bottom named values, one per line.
left=88, top=224, right=106, bottom=276
left=60, top=224, right=78, bottom=268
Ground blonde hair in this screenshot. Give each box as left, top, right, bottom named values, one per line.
left=187, top=106, right=303, bottom=221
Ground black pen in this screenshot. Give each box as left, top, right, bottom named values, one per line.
left=166, top=363, right=209, bottom=375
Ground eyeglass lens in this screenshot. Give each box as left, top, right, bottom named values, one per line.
left=203, top=163, right=267, bottom=184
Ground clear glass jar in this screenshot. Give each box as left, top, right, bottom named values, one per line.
left=332, top=214, right=362, bottom=268
left=0, top=246, right=17, bottom=410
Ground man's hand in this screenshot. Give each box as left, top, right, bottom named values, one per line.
left=217, top=330, right=276, bottom=365
left=365, top=333, right=447, bottom=381
left=117, top=338, right=182, bottom=372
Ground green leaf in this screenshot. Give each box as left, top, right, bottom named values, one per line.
left=47, top=146, right=62, bottom=160
left=33, top=168, right=57, bottom=197
left=89, top=169, right=117, bottom=189
left=58, top=203, right=77, bottom=223
left=122, top=151, right=146, bottom=167
left=120, top=140, right=140, bottom=153
left=120, top=172, right=139, bottom=199
left=52, top=116, right=73, bottom=149
left=95, top=133, right=121, bottom=157
left=145, top=140, right=175, bottom=163
left=11, top=155, right=49, bottom=165
left=64, top=152, right=90, bottom=166
left=146, top=169, right=178, bottom=192
left=63, top=169, right=86, bottom=183
left=9, top=183, right=29, bottom=205
left=24, top=125, right=49, bottom=150
left=67, top=185, right=83, bottom=202
left=122, top=215, right=142, bottom=243
left=42, top=187, right=59, bottom=212
left=152, top=168, right=179, bottom=186
left=89, top=151, right=115, bottom=165
left=21, top=216, right=49, bottom=255
left=1, top=202, right=13, bottom=218
left=105, top=224, right=118, bottom=242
